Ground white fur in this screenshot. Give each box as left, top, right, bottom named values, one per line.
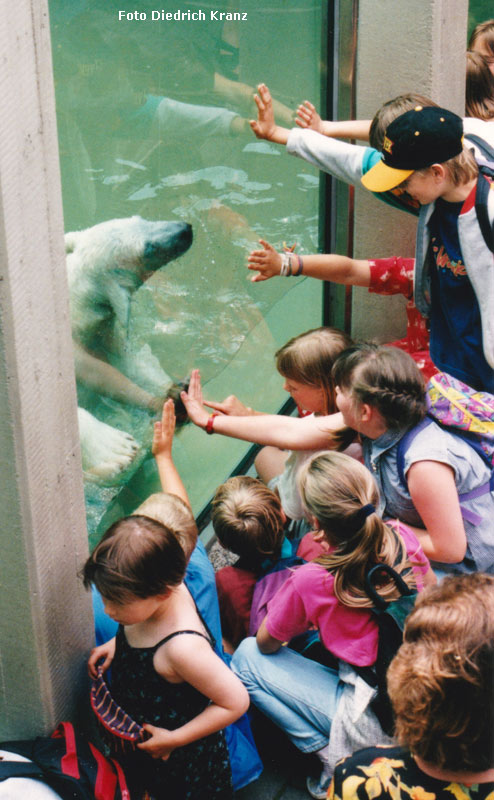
left=67, top=216, right=192, bottom=483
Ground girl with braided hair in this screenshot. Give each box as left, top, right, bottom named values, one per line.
left=332, top=343, right=494, bottom=576
left=231, top=450, right=433, bottom=799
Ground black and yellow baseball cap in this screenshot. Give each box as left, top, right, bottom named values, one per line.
left=361, top=105, right=464, bottom=192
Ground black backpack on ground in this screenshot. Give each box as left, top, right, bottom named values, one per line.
left=355, top=563, right=417, bottom=737
left=0, top=721, right=130, bottom=800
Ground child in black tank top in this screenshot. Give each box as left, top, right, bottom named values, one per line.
left=84, top=514, right=249, bottom=799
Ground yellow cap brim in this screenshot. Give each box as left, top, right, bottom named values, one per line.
left=361, top=161, right=414, bottom=192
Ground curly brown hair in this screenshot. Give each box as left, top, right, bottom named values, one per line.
left=388, top=573, right=494, bottom=772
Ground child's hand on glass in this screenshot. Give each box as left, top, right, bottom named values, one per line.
left=180, top=370, right=210, bottom=429
left=295, top=100, right=323, bottom=133
left=247, top=239, right=282, bottom=282
left=152, top=398, right=176, bottom=460
left=250, top=83, right=277, bottom=141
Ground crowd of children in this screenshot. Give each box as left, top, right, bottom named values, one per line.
left=80, top=18, right=494, bottom=800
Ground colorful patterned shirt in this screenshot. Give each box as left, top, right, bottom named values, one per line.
left=328, top=745, right=494, bottom=800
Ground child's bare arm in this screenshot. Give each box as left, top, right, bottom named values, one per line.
left=181, top=369, right=345, bottom=450
left=256, top=616, right=284, bottom=654
left=138, top=638, right=249, bottom=760
left=152, top=398, right=190, bottom=508
left=88, top=637, right=116, bottom=678
left=203, top=394, right=265, bottom=416
left=296, top=101, right=372, bottom=141
left=247, top=239, right=371, bottom=285
left=250, top=83, right=290, bottom=145
left=406, top=461, right=467, bottom=564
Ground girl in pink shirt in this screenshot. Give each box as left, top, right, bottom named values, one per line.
left=231, top=451, right=434, bottom=799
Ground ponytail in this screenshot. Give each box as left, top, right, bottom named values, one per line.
left=298, top=451, right=416, bottom=607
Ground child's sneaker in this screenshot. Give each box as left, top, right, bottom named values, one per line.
left=306, top=771, right=331, bottom=799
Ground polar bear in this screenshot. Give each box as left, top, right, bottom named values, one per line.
left=66, top=216, right=192, bottom=483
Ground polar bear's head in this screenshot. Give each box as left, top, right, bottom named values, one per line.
left=66, top=216, right=193, bottom=283
left=66, top=216, right=193, bottom=332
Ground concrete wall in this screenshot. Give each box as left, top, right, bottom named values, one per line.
left=0, top=1, right=93, bottom=737
left=349, top=0, right=468, bottom=342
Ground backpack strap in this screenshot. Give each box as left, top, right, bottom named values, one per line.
left=0, top=760, right=46, bottom=782
left=474, top=171, right=494, bottom=255
left=462, top=133, right=494, bottom=253
left=464, top=132, right=494, bottom=161
left=396, top=418, right=432, bottom=490
left=396, top=416, right=492, bottom=527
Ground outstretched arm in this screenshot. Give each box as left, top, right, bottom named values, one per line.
left=250, top=83, right=291, bottom=145
left=247, top=239, right=371, bottom=285
left=203, top=394, right=265, bottom=416
left=152, top=398, right=190, bottom=507
left=296, top=100, right=372, bottom=141
left=181, top=369, right=344, bottom=450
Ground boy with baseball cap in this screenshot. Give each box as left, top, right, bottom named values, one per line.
left=364, top=104, right=494, bottom=392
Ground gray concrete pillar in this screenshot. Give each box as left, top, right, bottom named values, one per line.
left=350, top=0, right=468, bottom=342
left=0, top=0, right=93, bottom=738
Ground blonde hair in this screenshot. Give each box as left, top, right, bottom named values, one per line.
left=369, top=93, right=438, bottom=151
left=388, top=573, right=494, bottom=771
left=275, top=327, right=352, bottom=416
left=135, top=492, right=198, bottom=561
left=298, top=451, right=417, bottom=608
left=211, top=476, right=285, bottom=566
left=466, top=50, right=494, bottom=120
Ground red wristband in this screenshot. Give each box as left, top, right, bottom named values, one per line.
left=205, top=413, right=219, bottom=434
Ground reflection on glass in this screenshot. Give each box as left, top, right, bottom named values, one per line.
left=49, top=0, right=324, bottom=541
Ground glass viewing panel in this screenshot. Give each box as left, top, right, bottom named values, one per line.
left=49, top=0, right=325, bottom=546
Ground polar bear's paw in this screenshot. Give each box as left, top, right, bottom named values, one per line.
left=165, top=379, right=190, bottom=424
left=78, top=408, right=140, bottom=484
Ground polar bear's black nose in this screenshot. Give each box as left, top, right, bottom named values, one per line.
left=143, top=222, right=193, bottom=268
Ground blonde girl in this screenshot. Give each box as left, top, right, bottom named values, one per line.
left=231, top=450, right=434, bottom=799
left=84, top=515, right=249, bottom=799
left=332, top=343, right=494, bottom=575
left=184, top=327, right=357, bottom=522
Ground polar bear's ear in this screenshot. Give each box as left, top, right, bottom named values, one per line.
left=64, top=231, right=80, bottom=254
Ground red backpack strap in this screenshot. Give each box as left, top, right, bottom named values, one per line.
left=52, top=721, right=80, bottom=779
left=89, top=742, right=118, bottom=800
left=111, top=758, right=131, bottom=800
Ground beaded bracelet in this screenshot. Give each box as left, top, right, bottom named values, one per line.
left=280, top=251, right=303, bottom=276
left=280, top=252, right=292, bottom=276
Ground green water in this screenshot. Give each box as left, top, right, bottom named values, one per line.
left=49, top=0, right=325, bottom=543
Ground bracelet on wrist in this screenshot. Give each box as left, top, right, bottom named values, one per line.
left=205, top=412, right=220, bottom=434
